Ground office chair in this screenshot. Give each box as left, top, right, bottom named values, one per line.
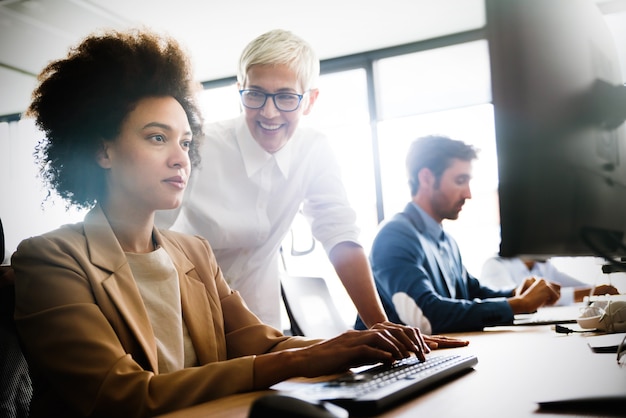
left=0, top=217, right=33, bottom=418
left=280, top=275, right=350, bottom=339
left=279, top=223, right=351, bottom=339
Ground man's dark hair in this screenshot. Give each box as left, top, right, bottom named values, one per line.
left=406, top=135, right=478, bottom=195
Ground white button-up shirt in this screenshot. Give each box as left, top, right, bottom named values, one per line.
left=165, top=115, right=360, bottom=328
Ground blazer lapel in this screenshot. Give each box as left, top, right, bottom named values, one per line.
left=155, top=230, right=224, bottom=364
left=84, top=206, right=159, bottom=372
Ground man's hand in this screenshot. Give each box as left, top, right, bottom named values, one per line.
left=509, top=277, right=561, bottom=314
left=592, top=284, right=620, bottom=296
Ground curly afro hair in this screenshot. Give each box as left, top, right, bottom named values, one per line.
left=27, top=28, right=204, bottom=210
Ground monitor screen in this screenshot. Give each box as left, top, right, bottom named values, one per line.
left=487, top=0, right=626, bottom=265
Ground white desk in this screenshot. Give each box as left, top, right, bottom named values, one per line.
left=158, top=325, right=626, bottom=418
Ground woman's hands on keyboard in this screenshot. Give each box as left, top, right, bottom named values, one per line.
left=283, top=322, right=430, bottom=379
left=251, top=323, right=472, bottom=389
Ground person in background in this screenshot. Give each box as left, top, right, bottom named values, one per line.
left=357, top=135, right=562, bottom=334
left=481, top=256, right=619, bottom=305
left=158, top=29, right=395, bottom=331
left=11, top=28, right=433, bottom=418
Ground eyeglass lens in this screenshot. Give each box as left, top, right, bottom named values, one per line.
left=241, top=90, right=302, bottom=111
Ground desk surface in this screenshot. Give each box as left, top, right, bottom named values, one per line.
left=158, top=326, right=626, bottom=418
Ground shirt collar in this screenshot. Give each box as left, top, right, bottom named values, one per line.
left=411, top=202, right=444, bottom=243
left=235, top=114, right=292, bottom=179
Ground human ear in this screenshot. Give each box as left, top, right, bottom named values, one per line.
left=417, top=168, right=435, bottom=189
left=302, top=88, right=319, bottom=115
left=96, top=142, right=112, bottom=169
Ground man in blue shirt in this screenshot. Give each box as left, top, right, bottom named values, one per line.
left=357, top=135, right=561, bottom=333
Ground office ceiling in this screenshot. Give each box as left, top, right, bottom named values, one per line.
left=1, top=0, right=625, bottom=116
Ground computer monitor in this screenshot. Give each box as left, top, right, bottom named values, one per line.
left=486, top=0, right=626, bottom=268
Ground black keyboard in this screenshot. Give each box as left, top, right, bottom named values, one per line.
left=289, top=353, right=478, bottom=416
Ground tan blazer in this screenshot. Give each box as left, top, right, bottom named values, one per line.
left=12, top=206, right=314, bottom=418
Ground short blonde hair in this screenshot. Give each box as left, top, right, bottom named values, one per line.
left=238, top=29, right=320, bottom=92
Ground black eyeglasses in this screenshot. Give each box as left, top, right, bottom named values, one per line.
left=618, top=333, right=626, bottom=366
left=239, top=89, right=306, bottom=112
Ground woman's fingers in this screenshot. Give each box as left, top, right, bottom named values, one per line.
left=424, top=334, right=470, bottom=348
left=370, top=322, right=429, bottom=361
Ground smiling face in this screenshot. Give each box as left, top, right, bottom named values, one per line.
left=96, top=96, right=192, bottom=215
left=241, top=63, right=318, bottom=154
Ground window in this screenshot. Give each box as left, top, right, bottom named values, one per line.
left=0, top=119, right=87, bottom=263
left=198, top=83, right=240, bottom=123
left=375, top=40, right=498, bottom=275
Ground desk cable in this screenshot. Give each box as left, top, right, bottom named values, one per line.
left=554, top=324, right=596, bottom=334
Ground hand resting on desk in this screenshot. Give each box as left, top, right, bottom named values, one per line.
left=592, top=284, right=620, bottom=296
left=423, top=334, right=470, bottom=349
